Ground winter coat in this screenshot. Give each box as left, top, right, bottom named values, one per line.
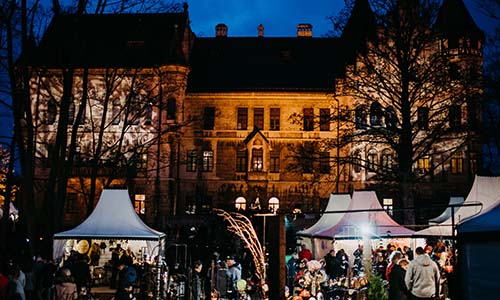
left=405, top=254, right=440, bottom=299
left=225, top=263, right=242, bottom=293
left=55, top=282, right=77, bottom=300
left=389, top=264, right=409, bottom=300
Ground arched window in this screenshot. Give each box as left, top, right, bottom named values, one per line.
left=370, top=102, right=383, bottom=126
left=367, top=149, right=378, bottom=171
left=385, top=106, right=398, bottom=129
left=381, top=149, right=393, bottom=171
left=355, top=106, right=367, bottom=129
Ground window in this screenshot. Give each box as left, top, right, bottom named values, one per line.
left=450, top=152, right=463, bottom=174
left=237, top=108, right=248, bottom=130
left=203, top=107, right=215, bottom=130
left=187, top=151, right=197, bottom=172
left=302, top=142, right=314, bottom=174
left=202, top=150, right=213, bottom=172
left=355, top=106, right=367, bottom=129
left=320, top=108, right=330, bottom=131
left=383, top=198, right=393, bottom=216
left=467, top=101, right=477, bottom=129
left=270, top=151, right=280, bottom=173
left=381, top=149, right=393, bottom=171
left=418, top=107, right=429, bottom=130
left=449, top=105, right=461, bottom=131
left=449, top=62, right=461, bottom=80
left=252, top=148, right=263, bottom=171
left=236, top=151, right=247, bottom=172
left=417, top=155, right=430, bottom=173
left=135, top=153, right=147, bottom=169
left=367, top=150, right=378, bottom=171
left=134, top=194, right=146, bottom=215
left=254, top=108, right=264, bottom=130
left=320, top=152, right=330, bottom=174
left=144, top=102, right=152, bottom=125
left=352, top=154, right=362, bottom=173
left=112, top=99, right=121, bottom=125
left=303, top=108, right=314, bottom=131
left=385, top=106, right=397, bottom=130
left=370, top=102, right=383, bottom=126
left=167, top=98, right=176, bottom=120
left=270, top=108, right=280, bottom=130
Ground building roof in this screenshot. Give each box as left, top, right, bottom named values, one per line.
left=187, top=36, right=343, bottom=92
left=34, top=12, right=191, bottom=68
left=434, top=0, right=484, bottom=41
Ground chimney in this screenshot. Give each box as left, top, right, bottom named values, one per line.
left=216, top=24, right=228, bottom=37
left=297, top=23, right=313, bottom=37
left=258, top=24, right=264, bottom=37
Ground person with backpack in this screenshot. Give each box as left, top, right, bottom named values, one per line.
left=115, top=263, right=136, bottom=300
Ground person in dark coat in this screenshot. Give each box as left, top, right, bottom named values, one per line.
left=389, top=259, right=409, bottom=300
left=191, top=261, right=204, bottom=300
left=323, top=250, right=336, bottom=279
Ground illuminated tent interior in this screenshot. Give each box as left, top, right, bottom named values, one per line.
left=53, top=189, right=166, bottom=265
left=297, top=191, right=414, bottom=259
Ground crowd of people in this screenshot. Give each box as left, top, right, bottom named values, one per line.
left=286, top=241, right=455, bottom=300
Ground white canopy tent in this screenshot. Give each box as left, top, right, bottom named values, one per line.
left=297, top=191, right=414, bottom=259
left=414, top=175, right=500, bottom=237
left=53, top=189, right=166, bottom=263
left=428, top=197, right=464, bottom=224
left=296, top=194, right=351, bottom=259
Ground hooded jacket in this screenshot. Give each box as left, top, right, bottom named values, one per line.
left=405, top=254, right=440, bottom=298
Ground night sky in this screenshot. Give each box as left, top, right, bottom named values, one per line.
left=186, top=0, right=497, bottom=37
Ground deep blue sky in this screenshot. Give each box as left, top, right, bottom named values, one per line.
left=186, top=0, right=496, bottom=37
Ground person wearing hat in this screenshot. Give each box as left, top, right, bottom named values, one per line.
left=225, top=256, right=241, bottom=300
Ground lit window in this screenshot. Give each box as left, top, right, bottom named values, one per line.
left=202, top=150, right=213, bottom=172
left=450, top=152, right=463, bottom=174
left=417, top=155, right=430, bottom=173
left=134, top=194, right=146, bottom=215
left=270, top=108, right=280, bottom=131
left=254, top=108, right=264, bottom=130
left=136, top=153, right=148, bottom=169
left=237, top=108, right=248, bottom=130
left=187, top=151, right=197, bottom=172
left=252, top=148, right=263, bottom=171
left=383, top=198, right=393, bottom=216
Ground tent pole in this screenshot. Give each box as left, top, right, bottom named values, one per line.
left=156, top=238, right=162, bottom=300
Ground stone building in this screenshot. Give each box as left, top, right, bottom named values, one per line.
left=28, top=0, right=484, bottom=228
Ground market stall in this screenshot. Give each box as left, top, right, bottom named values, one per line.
left=53, top=189, right=166, bottom=299
left=414, top=175, right=500, bottom=238
left=297, top=191, right=414, bottom=259
left=457, top=198, right=500, bottom=300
